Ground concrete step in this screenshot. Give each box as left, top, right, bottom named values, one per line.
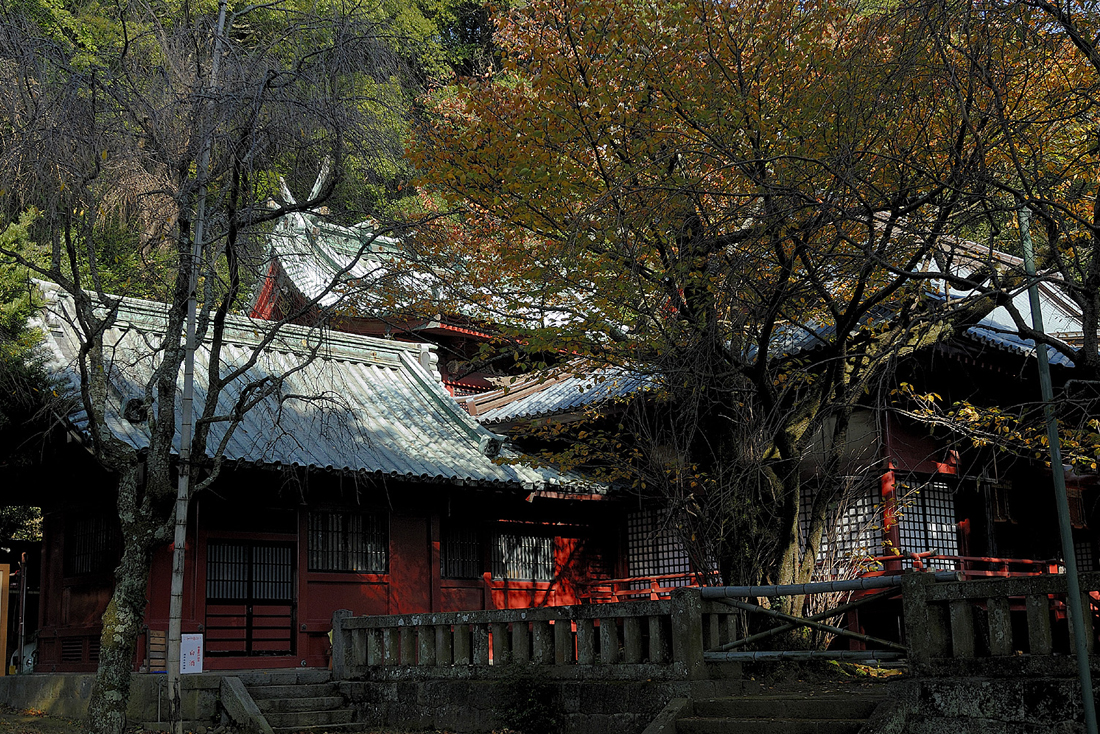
left=270, top=725, right=362, bottom=734
left=235, top=669, right=332, bottom=687
left=255, top=695, right=347, bottom=713
left=265, top=708, right=354, bottom=728
left=692, top=696, right=885, bottom=720
left=676, top=717, right=866, bottom=734
left=246, top=682, right=339, bottom=699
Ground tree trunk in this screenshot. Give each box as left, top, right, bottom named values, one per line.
left=85, top=464, right=162, bottom=734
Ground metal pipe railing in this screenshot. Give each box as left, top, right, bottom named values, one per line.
left=700, top=571, right=960, bottom=599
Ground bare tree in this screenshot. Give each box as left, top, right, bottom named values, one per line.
left=0, top=2, right=419, bottom=731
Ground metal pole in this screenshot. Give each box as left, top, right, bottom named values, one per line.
left=714, top=596, right=907, bottom=650
left=716, top=586, right=902, bottom=651
left=704, top=650, right=904, bottom=662
left=1018, top=206, right=1097, bottom=734
left=167, top=5, right=227, bottom=734
left=699, top=570, right=960, bottom=599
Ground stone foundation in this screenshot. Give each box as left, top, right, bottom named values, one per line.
left=864, top=677, right=1097, bottom=734
left=338, top=677, right=736, bottom=734
left=0, top=673, right=219, bottom=731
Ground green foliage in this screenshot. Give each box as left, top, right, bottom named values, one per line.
left=0, top=506, right=42, bottom=541
left=0, top=213, right=64, bottom=466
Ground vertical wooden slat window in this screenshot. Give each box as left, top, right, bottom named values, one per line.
left=308, top=511, right=387, bottom=572
left=442, top=523, right=482, bottom=579
left=64, top=513, right=118, bottom=576
left=206, top=543, right=249, bottom=599
left=251, top=545, right=294, bottom=600
left=492, top=534, right=554, bottom=581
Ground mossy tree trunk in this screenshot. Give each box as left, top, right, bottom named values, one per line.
left=85, top=463, right=171, bottom=734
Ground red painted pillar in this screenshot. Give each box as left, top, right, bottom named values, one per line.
left=430, top=515, right=442, bottom=613
left=881, top=461, right=902, bottom=573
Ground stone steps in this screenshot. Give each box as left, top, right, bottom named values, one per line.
left=270, top=724, right=362, bottom=734
left=247, top=682, right=340, bottom=699
left=676, top=694, right=886, bottom=734
left=265, top=707, right=355, bottom=728
left=244, top=671, right=359, bottom=734
left=677, top=716, right=869, bottom=734
left=256, top=695, right=347, bottom=713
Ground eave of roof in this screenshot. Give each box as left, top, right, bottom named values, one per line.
left=35, top=282, right=590, bottom=492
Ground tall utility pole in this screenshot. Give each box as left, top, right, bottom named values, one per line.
left=166, top=3, right=228, bottom=732
left=1018, top=206, right=1098, bottom=734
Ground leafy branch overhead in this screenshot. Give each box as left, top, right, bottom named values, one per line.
left=406, top=0, right=1100, bottom=599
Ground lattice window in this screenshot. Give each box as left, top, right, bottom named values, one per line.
left=252, top=545, right=294, bottom=600
left=897, top=480, right=959, bottom=570
left=207, top=543, right=249, bottom=599
left=207, top=542, right=295, bottom=601
left=442, top=523, right=482, bottom=579
left=64, top=513, right=117, bottom=576
left=1076, top=539, right=1095, bottom=573
left=308, top=511, right=387, bottom=573
left=491, top=534, right=554, bottom=581
left=626, top=510, right=692, bottom=584
left=798, top=483, right=884, bottom=564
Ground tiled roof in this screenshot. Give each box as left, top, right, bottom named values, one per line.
left=471, top=248, right=1088, bottom=425
left=36, top=283, right=584, bottom=490
left=470, top=367, right=651, bottom=426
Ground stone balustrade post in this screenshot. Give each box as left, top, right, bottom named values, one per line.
left=902, top=572, right=949, bottom=674
left=331, top=609, right=353, bottom=680
left=670, top=587, right=705, bottom=680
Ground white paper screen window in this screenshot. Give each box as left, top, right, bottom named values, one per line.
left=897, top=480, right=959, bottom=569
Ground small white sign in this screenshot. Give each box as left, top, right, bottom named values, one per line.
left=180, top=634, right=203, bottom=674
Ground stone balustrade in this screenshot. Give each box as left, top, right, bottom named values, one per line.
left=902, top=570, right=1100, bottom=675
left=331, top=588, right=740, bottom=681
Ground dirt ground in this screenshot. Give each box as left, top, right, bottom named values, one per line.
left=0, top=707, right=81, bottom=734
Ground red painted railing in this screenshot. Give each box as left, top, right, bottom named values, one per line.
left=581, top=554, right=1058, bottom=602
left=578, top=572, right=704, bottom=603
left=860, top=552, right=1058, bottom=579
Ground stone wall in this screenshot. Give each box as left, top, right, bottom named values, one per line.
left=338, top=677, right=734, bottom=734
left=864, top=677, right=1096, bottom=734
left=0, top=673, right=221, bottom=731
